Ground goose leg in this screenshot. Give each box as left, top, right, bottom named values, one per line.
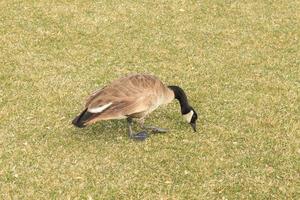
left=127, top=118, right=148, bottom=141
left=142, top=125, right=168, bottom=133
left=137, top=118, right=168, bottom=134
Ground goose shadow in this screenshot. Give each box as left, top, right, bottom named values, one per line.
left=69, top=116, right=173, bottom=142
left=70, top=118, right=128, bottom=141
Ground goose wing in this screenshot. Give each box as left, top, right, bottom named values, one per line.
left=85, top=77, right=157, bottom=120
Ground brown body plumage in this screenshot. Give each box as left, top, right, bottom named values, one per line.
left=72, top=74, right=198, bottom=140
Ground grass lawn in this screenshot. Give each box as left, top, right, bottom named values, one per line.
left=0, top=0, right=299, bottom=199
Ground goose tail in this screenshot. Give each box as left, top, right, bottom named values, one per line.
left=72, top=108, right=94, bottom=128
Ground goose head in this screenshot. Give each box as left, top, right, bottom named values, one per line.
left=168, top=85, right=198, bottom=132
left=182, top=107, right=198, bottom=132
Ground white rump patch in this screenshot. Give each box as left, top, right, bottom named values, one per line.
left=88, top=102, right=113, bottom=113
left=183, top=110, right=194, bottom=123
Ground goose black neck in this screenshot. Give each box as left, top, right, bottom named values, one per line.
left=168, top=85, right=191, bottom=114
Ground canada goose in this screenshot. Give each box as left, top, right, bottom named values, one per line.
left=72, top=74, right=198, bottom=140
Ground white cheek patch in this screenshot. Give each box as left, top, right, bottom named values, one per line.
left=88, top=102, right=113, bottom=113
left=183, top=110, right=194, bottom=123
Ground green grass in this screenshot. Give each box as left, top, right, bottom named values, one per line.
left=1, top=0, right=299, bottom=199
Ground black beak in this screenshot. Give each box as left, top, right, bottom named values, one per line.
left=190, top=122, right=196, bottom=132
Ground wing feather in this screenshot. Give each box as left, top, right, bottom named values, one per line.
left=84, top=74, right=169, bottom=121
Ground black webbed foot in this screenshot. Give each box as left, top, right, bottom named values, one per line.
left=130, top=131, right=148, bottom=141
